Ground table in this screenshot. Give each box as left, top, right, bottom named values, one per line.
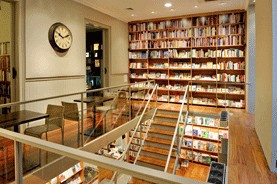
left=0, top=110, right=49, bottom=176
left=74, top=96, right=113, bottom=136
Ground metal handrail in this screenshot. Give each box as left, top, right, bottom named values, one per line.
left=164, top=86, right=189, bottom=173
left=0, top=128, right=206, bottom=184
left=110, top=84, right=158, bottom=182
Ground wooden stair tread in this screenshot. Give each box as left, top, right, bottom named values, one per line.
left=155, top=113, right=179, bottom=119
left=149, top=128, right=174, bottom=136
left=152, top=121, right=176, bottom=127
left=142, top=145, right=169, bottom=155
left=137, top=155, right=166, bottom=167
left=137, top=155, right=175, bottom=168
left=146, top=136, right=173, bottom=145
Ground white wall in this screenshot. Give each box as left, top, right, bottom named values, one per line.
left=24, top=0, right=129, bottom=105
left=272, top=0, right=277, bottom=173
left=255, top=0, right=277, bottom=173
left=246, top=5, right=255, bottom=113
left=0, top=1, right=11, bottom=43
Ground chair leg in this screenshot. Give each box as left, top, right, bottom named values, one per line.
left=77, top=121, right=80, bottom=147
left=62, top=129, right=64, bottom=145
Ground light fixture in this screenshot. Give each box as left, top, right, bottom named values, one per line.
left=164, top=2, right=172, bottom=8
left=151, top=11, right=155, bottom=14
left=219, top=2, right=226, bottom=5
left=194, top=5, right=198, bottom=8
left=170, top=8, right=175, bottom=11
left=131, top=14, right=135, bottom=17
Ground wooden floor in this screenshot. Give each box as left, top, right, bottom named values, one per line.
left=159, top=103, right=277, bottom=184
left=0, top=104, right=277, bottom=184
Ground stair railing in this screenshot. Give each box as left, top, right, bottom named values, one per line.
left=110, top=83, right=158, bottom=183
left=164, top=85, right=190, bottom=173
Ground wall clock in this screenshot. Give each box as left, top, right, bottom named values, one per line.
left=48, top=22, right=73, bottom=53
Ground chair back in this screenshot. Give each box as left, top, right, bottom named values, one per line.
left=46, top=104, right=64, bottom=128
left=112, top=91, right=127, bottom=111
left=61, top=102, right=79, bottom=121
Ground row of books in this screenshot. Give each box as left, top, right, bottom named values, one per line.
left=192, top=75, right=216, bottom=81
left=192, top=15, right=218, bottom=27
left=191, top=37, right=217, bottom=47
left=168, top=40, right=191, bottom=48
left=180, top=150, right=217, bottom=164
left=129, top=41, right=148, bottom=49
left=131, top=63, right=245, bottom=72
left=187, top=116, right=219, bottom=127
left=0, top=83, right=11, bottom=96
left=130, top=72, right=245, bottom=83
left=218, top=61, right=245, bottom=70
left=58, top=163, right=82, bottom=183
left=218, top=99, right=245, bottom=108
left=218, top=24, right=245, bottom=35
left=191, top=85, right=245, bottom=94
left=130, top=61, right=245, bottom=71
left=216, top=74, right=245, bottom=83
left=192, top=27, right=217, bottom=37
left=0, top=56, right=10, bottom=68
left=129, top=13, right=244, bottom=32
left=129, top=48, right=244, bottom=59
left=192, top=98, right=217, bottom=106
left=149, top=62, right=168, bottom=69
left=148, top=72, right=168, bottom=79
left=171, top=72, right=191, bottom=79
left=191, top=62, right=215, bottom=69
left=168, top=29, right=192, bottom=39
left=0, top=70, right=11, bottom=82
left=170, top=62, right=191, bottom=69
left=217, top=35, right=244, bottom=46
left=129, top=62, right=148, bottom=69
left=0, top=42, right=9, bottom=56
left=183, top=138, right=218, bottom=152
left=129, top=24, right=244, bottom=42
left=219, top=13, right=245, bottom=24
left=185, top=125, right=228, bottom=140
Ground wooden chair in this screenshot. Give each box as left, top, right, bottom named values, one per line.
left=61, top=102, right=80, bottom=146
left=96, top=91, right=127, bottom=133
left=24, top=104, right=65, bottom=144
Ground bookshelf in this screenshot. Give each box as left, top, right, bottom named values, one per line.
left=128, top=10, right=246, bottom=108
left=47, top=162, right=84, bottom=184
left=179, top=115, right=228, bottom=166
left=0, top=42, right=11, bottom=114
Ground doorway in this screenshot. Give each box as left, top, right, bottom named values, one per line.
left=86, top=24, right=107, bottom=91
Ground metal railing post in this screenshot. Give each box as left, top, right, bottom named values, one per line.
left=14, top=141, right=23, bottom=184
left=81, top=93, right=84, bottom=147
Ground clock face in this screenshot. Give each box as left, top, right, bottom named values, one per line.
left=49, top=23, right=73, bottom=53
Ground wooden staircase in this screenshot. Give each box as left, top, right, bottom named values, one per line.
left=136, top=109, right=179, bottom=172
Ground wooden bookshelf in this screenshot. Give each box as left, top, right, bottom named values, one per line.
left=0, top=42, right=11, bottom=114
left=179, top=115, right=228, bottom=166
left=128, top=10, right=246, bottom=109
left=47, top=162, right=84, bottom=184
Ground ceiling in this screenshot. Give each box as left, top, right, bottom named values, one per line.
left=73, top=0, right=254, bottom=23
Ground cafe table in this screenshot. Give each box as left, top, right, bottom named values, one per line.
left=74, top=96, right=113, bottom=136
left=0, top=110, right=49, bottom=175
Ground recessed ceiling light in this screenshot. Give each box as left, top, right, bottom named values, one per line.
left=253, top=0, right=255, bottom=2
left=194, top=5, right=198, bottom=8
left=164, top=3, right=172, bottom=8
left=219, top=2, right=226, bottom=5
left=151, top=11, right=155, bottom=14
left=170, top=9, right=175, bottom=11
left=131, top=14, right=135, bottom=17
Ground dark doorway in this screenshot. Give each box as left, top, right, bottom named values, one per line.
left=86, top=25, right=103, bottom=90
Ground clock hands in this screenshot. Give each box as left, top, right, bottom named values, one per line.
left=58, top=33, right=70, bottom=39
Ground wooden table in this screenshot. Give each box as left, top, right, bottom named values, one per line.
left=0, top=110, right=49, bottom=175
left=74, top=96, right=113, bottom=136
left=0, top=110, right=49, bottom=132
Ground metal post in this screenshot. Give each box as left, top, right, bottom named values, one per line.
left=14, top=141, right=23, bottom=184
left=80, top=93, right=84, bottom=146
left=129, top=86, right=131, bottom=121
